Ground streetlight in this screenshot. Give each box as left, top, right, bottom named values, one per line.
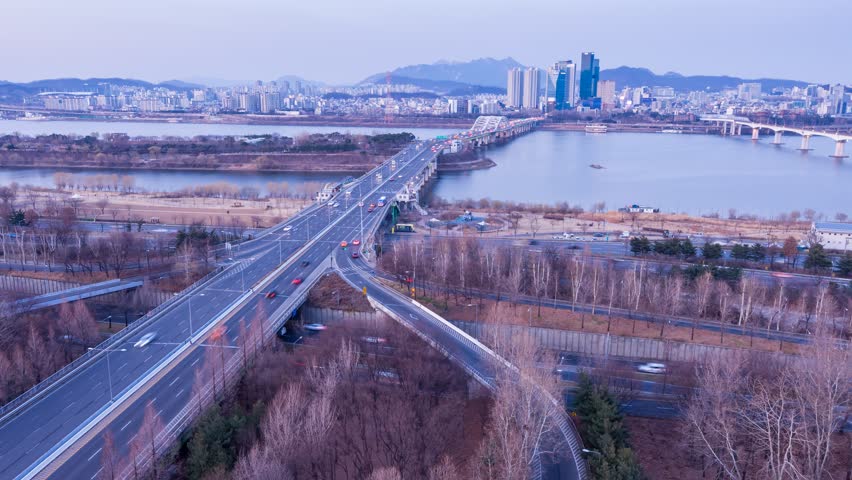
left=466, top=303, right=479, bottom=322
left=88, top=346, right=127, bottom=402
left=581, top=448, right=603, bottom=457
left=188, top=293, right=205, bottom=343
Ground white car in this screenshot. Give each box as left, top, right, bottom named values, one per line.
left=304, top=323, right=327, bottom=332
left=361, top=336, right=387, bottom=344
left=134, top=332, right=157, bottom=348
left=282, top=225, right=292, bottom=232
left=637, top=362, right=667, bottom=374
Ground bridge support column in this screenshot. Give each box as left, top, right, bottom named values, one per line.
left=736, top=124, right=742, bottom=136
left=830, top=140, right=848, bottom=158
left=798, top=135, right=812, bottom=151
left=772, top=131, right=783, bottom=145
left=751, top=126, right=759, bottom=140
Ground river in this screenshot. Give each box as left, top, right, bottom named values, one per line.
left=431, top=130, right=850, bottom=218
left=0, top=120, right=847, bottom=217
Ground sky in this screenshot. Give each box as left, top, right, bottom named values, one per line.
left=2, top=0, right=849, bottom=86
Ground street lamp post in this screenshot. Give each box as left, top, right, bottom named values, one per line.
left=88, top=346, right=126, bottom=402
left=466, top=303, right=479, bottom=322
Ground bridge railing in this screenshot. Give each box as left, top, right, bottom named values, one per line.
left=118, top=262, right=331, bottom=479
left=0, top=263, right=230, bottom=423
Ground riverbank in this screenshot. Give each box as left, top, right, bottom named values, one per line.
left=437, top=150, right=496, bottom=171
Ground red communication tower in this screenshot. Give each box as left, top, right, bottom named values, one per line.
left=384, top=71, right=393, bottom=124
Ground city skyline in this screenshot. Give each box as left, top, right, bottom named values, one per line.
left=2, top=0, right=850, bottom=86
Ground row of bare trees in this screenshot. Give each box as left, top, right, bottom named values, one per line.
left=53, top=172, right=136, bottom=193
left=381, top=238, right=852, bottom=338
left=684, top=335, right=851, bottom=479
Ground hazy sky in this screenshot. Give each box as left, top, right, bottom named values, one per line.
left=2, top=0, right=849, bottom=85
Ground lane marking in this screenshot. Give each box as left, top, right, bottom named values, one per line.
left=120, top=420, right=132, bottom=432
left=86, top=448, right=101, bottom=462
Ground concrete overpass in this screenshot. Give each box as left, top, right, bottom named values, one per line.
left=0, top=117, right=587, bottom=480
left=10, top=278, right=143, bottom=313
left=700, top=114, right=852, bottom=158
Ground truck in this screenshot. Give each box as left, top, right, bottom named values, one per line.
left=642, top=227, right=671, bottom=238
left=377, top=196, right=387, bottom=207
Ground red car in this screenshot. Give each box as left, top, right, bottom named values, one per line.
left=291, top=278, right=303, bottom=285
left=352, top=239, right=361, bottom=246
left=351, top=252, right=360, bottom=259
left=265, top=290, right=277, bottom=299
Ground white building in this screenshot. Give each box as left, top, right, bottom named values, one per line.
left=506, top=68, right=523, bottom=108
left=522, top=67, right=539, bottom=109
left=811, top=222, right=852, bottom=251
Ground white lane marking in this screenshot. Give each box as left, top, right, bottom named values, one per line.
left=118, top=362, right=128, bottom=370
left=87, top=447, right=102, bottom=462
left=168, top=376, right=180, bottom=387
left=91, top=467, right=104, bottom=479
left=175, top=388, right=185, bottom=399
left=144, top=354, right=153, bottom=362
left=191, top=358, right=200, bottom=366
left=232, top=335, right=239, bottom=342
left=120, top=420, right=133, bottom=431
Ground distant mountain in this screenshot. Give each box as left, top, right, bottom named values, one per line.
left=362, top=57, right=524, bottom=90
left=600, top=66, right=811, bottom=92
left=0, top=77, right=200, bottom=104
left=363, top=74, right=504, bottom=96
left=275, top=75, right=325, bottom=88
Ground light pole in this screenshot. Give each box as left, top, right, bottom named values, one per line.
left=188, top=293, right=205, bottom=343
left=466, top=303, right=479, bottom=322
left=88, top=346, right=126, bottom=402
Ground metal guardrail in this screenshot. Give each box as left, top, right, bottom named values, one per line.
left=0, top=264, right=229, bottom=423
left=118, top=262, right=330, bottom=479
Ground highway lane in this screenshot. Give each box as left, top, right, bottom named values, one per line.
left=32, top=141, right=440, bottom=478
left=335, top=250, right=585, bottom=480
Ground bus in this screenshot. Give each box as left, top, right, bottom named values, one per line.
left=393, top=224, right=415, bottom=233
left=377, top=196, right=387, bottom=207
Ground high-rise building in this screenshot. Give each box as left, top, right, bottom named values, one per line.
left=545, top=61, right=576, bottom=111
left=737, top=83, right=762, bottom=101
left=506, top=68, right=523, bottom=108
left=522, top=67, right=540, bottom=109
left=597, top=80, right=616, bottom=111
left=579, top=52, right=600, bottom=100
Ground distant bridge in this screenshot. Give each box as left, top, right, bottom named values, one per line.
left=700, top=114, right=851, bottom=158
left=11, top=278, right=143, bottom=313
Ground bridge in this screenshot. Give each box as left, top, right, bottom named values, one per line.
left=0, top=116, right=585, bottom=480
left=10, top=278, right=143, bottom=314
left=700, top=114, right=852, bottom=158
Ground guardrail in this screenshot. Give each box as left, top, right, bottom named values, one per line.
left=118, top=261, right=331, bottom=479
left=0, top=265, right=230, bottom=424
left=339, top=260, right=588, bottom=480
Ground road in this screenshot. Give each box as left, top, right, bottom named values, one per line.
left=335, top=249, right=584, bottom=480
left=0, top=140, right=441, bottom=479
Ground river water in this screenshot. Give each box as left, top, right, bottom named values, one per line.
left=0, top=120, right=847, bottom=217
left=432, top=130, right=850, bottom=218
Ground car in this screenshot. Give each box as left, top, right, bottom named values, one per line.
left=369, top=203, right=376, bottom=209
left=637, top=362, right=667, bottom=374
left=351, top=252, right=360, bottom=258
left=352, top=239, right=361, bottom=246
left=593, top=233, right=605, bottom=238
left=340, top=241, right=348, bottom=248
left=361, top=336, right=387, bottom=344
left=134, top=332, right=157, bottom=348
left=304, top=323, right=327, bottom=331
left=388, top=177, right=395, bottom=182
left=281, top=225, right=292, bottom=232
left=300, top=260, right=310, bottom=267
left=367, top=207, right=374, bottom=213
left=265, top=290, right=277, bottom=299
left=291, top=278, right=303, bottom=285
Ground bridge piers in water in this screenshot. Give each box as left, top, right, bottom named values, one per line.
left=798, top=135, right=813, bottom=152
left=751, top=126, right=759, bottom=140
left=831, top=140, right=848, bottom=158
left=772, top=131, right=784, bottom=145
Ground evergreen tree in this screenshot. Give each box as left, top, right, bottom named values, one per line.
left=835, top=254, right=852, bottom=277
left=679, top=239, right=696, bottom=257
left=701, top=242, right=723, bottom=260
left=804, top=243, right=832, bottom=271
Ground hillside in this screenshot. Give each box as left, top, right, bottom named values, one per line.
left=362, top=57, right=524, bottom=90
left=600, top=66, right=811, bottom=91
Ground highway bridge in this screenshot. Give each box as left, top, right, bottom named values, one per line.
left=700, top=114, right=852, bottom=158
left=10, top=278, right=143, bottom=314
left=0, top=116, right=585, bottom=480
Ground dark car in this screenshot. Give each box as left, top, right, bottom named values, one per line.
left=351, top=252, right=360, bottom=258
left=300, top=260, right=310, bottom=267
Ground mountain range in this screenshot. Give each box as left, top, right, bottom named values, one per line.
left=0, top=77, right=201, bottom=104
left=362, top=58, right=813, bottom=93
